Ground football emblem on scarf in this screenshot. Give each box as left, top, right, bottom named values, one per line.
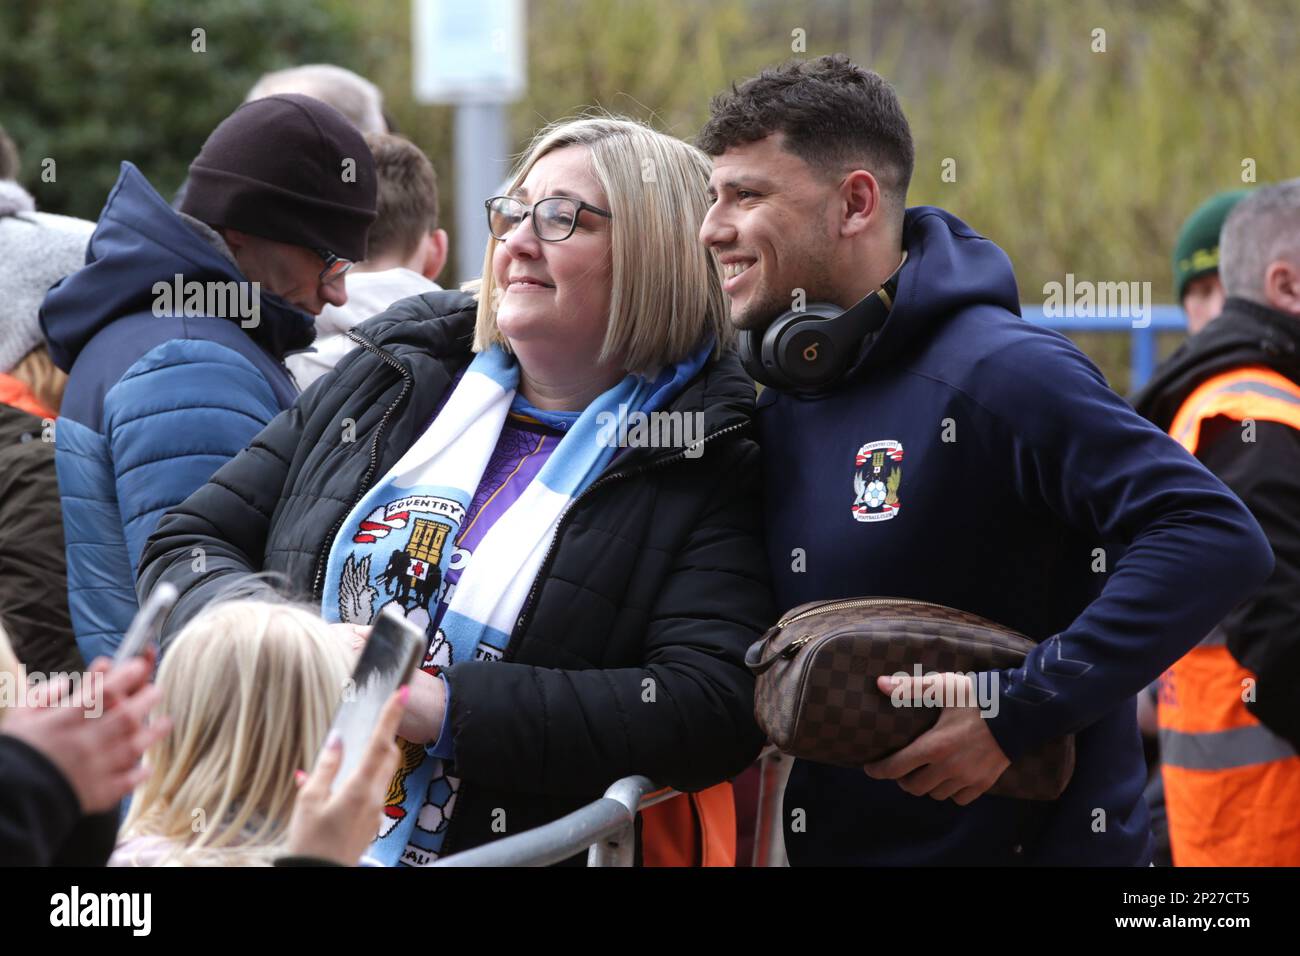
left=337, top=496, right=464, bottom=626
left=852, top=440, right=903, bottom=522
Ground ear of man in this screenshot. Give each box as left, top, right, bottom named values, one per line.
left=840, top=169, right=883, bottom=239
left=419, top=229, right=449, bottom=281
left=1264, top=259, right=1300, bottom=316
left=219, top=227, right=251, bottom=255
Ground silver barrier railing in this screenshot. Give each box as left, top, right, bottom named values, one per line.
left=430, top=775, right=680, bottom=867
left=432, top=747, right=793, bottom=867
left=751, top=745, right=791, bottom=868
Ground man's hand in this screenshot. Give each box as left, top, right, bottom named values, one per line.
left=2, top=652, right=171, bottom=814
left=862, top=672, right=1010, bottom=805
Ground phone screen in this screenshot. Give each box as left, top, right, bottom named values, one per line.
left=324, top=605, right=425, bottom=792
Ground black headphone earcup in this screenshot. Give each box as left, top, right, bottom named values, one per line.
left=772, top=323, right=841, bottom=389
left=738, top=328, right=780, bottom=389
left=738, top=261, right=903, bottom=394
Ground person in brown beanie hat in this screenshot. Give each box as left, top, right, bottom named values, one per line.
left=39, top=94, right=376, bottom=660
left=180, top=93, right=378, bottom=317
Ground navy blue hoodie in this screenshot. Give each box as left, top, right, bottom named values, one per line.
left=40, top=162, right=310, bottom=661
left=762, top=207, right=1273, bottom=865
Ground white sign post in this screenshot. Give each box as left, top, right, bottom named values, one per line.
left=413, top=0, right=526, bottom=282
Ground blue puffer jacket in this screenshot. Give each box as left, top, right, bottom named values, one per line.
left=40, top=162, right=311, bottom=662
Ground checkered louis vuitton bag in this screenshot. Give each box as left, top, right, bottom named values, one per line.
left=745, top=597, right=1075, bottom=800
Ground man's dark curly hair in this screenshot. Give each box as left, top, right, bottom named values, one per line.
left=697, top=54, right=914, bottom=211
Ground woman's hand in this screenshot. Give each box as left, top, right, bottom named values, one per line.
left=333, top=621, right=445, bottom=743
left=397, top=668, right=447, bottom=744
left=286, top=686, right=407, bottom=866
left=329, top=622, right=371, bottom=655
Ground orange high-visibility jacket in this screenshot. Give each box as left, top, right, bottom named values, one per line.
left=640, top=782, right=737, bottom=866
left=0, top=373, right=55, bottom=420
left=1158, top=366, right=1300, bottom=866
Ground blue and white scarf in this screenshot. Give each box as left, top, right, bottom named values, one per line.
left=321, top=342, right=708, bottom=865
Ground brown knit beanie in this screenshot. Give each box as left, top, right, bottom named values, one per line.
left=180, top=94, right=377, bottom=261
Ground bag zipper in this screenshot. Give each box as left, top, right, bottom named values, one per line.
left=310, top=329, right=413, bottom=602
left=439, top=417, right=751, bottom=858
left=775, top=597, right=940, bottom=629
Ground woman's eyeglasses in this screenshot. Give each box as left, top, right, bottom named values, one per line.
left=313, top=247, right=353, bottom=285
left=485, top=195, right=612, bottom=242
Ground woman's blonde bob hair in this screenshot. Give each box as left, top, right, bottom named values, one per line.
left=472, top=114, right=730, bottom=374
left=117, top=600, right=352, bottom=866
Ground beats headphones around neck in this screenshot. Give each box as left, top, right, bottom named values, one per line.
left=738, top=253, right=906, bottom=393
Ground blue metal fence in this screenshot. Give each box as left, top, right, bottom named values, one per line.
left=1020, top=304, right=1186, bottom=391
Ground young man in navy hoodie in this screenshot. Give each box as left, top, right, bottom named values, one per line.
left=697, top=55, right=1274, bottom=865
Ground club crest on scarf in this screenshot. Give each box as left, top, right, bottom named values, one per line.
left=337, top=494, right=466, bottom=634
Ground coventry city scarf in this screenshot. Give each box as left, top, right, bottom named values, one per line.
left=321, top=343, right=699, bottom=865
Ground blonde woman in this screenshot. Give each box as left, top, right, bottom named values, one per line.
left=140, top=116, right=773, bottom=866
left=110, top=601, right=355, bottom=866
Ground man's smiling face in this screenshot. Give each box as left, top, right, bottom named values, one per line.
left=700, top=133, right=843, bottom=331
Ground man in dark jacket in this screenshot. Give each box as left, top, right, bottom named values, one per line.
left=137, top=292, right=771, bottom=861
left=40, top=95, right=376, bottom=662
left=1133, top=180, right=1300, bottom=865
left=697, top=55, right=1274, bottom=865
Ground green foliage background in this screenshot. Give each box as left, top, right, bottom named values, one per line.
left=3, top=0, right=1295, bottom=389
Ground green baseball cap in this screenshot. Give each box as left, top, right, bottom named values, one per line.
left=1173, top=189, right=1252, bottom=301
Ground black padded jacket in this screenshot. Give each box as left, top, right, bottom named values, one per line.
left=137, top=291, right=773, bottom=860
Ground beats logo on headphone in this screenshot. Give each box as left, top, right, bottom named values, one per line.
left=738, top=255, right=905, bottom=393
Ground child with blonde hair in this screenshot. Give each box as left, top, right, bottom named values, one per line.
left=111, top=600, right=354, bottom=866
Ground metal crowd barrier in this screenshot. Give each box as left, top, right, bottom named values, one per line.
left=432, top=746, right=795, bottom=867
left=1021, top=303, right=1185, bottom=391
left=750, top=746, right=791, bottom=868
left=430, top=775, right=678, bottom=867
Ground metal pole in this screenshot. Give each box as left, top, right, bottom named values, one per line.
left=751, top=747, right=792, bottom=867
left=453, top=102, right=510, bottom=285
left=433, top=798, right=629, bottom=867
left=430, top=774, right=661, bottom=867
left=588, top=820, right=637, bottom=868
left=588, top=775, right=655, bottom=867
left=1131, top=323, right=1157, bottom=392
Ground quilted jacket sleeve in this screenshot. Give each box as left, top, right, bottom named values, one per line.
left=107, top=339, right=286, bottom=580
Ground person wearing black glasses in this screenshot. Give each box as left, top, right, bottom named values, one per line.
left=41, top=94, right=377, bottom=663
left=139, top=115, right=771, bottom=867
